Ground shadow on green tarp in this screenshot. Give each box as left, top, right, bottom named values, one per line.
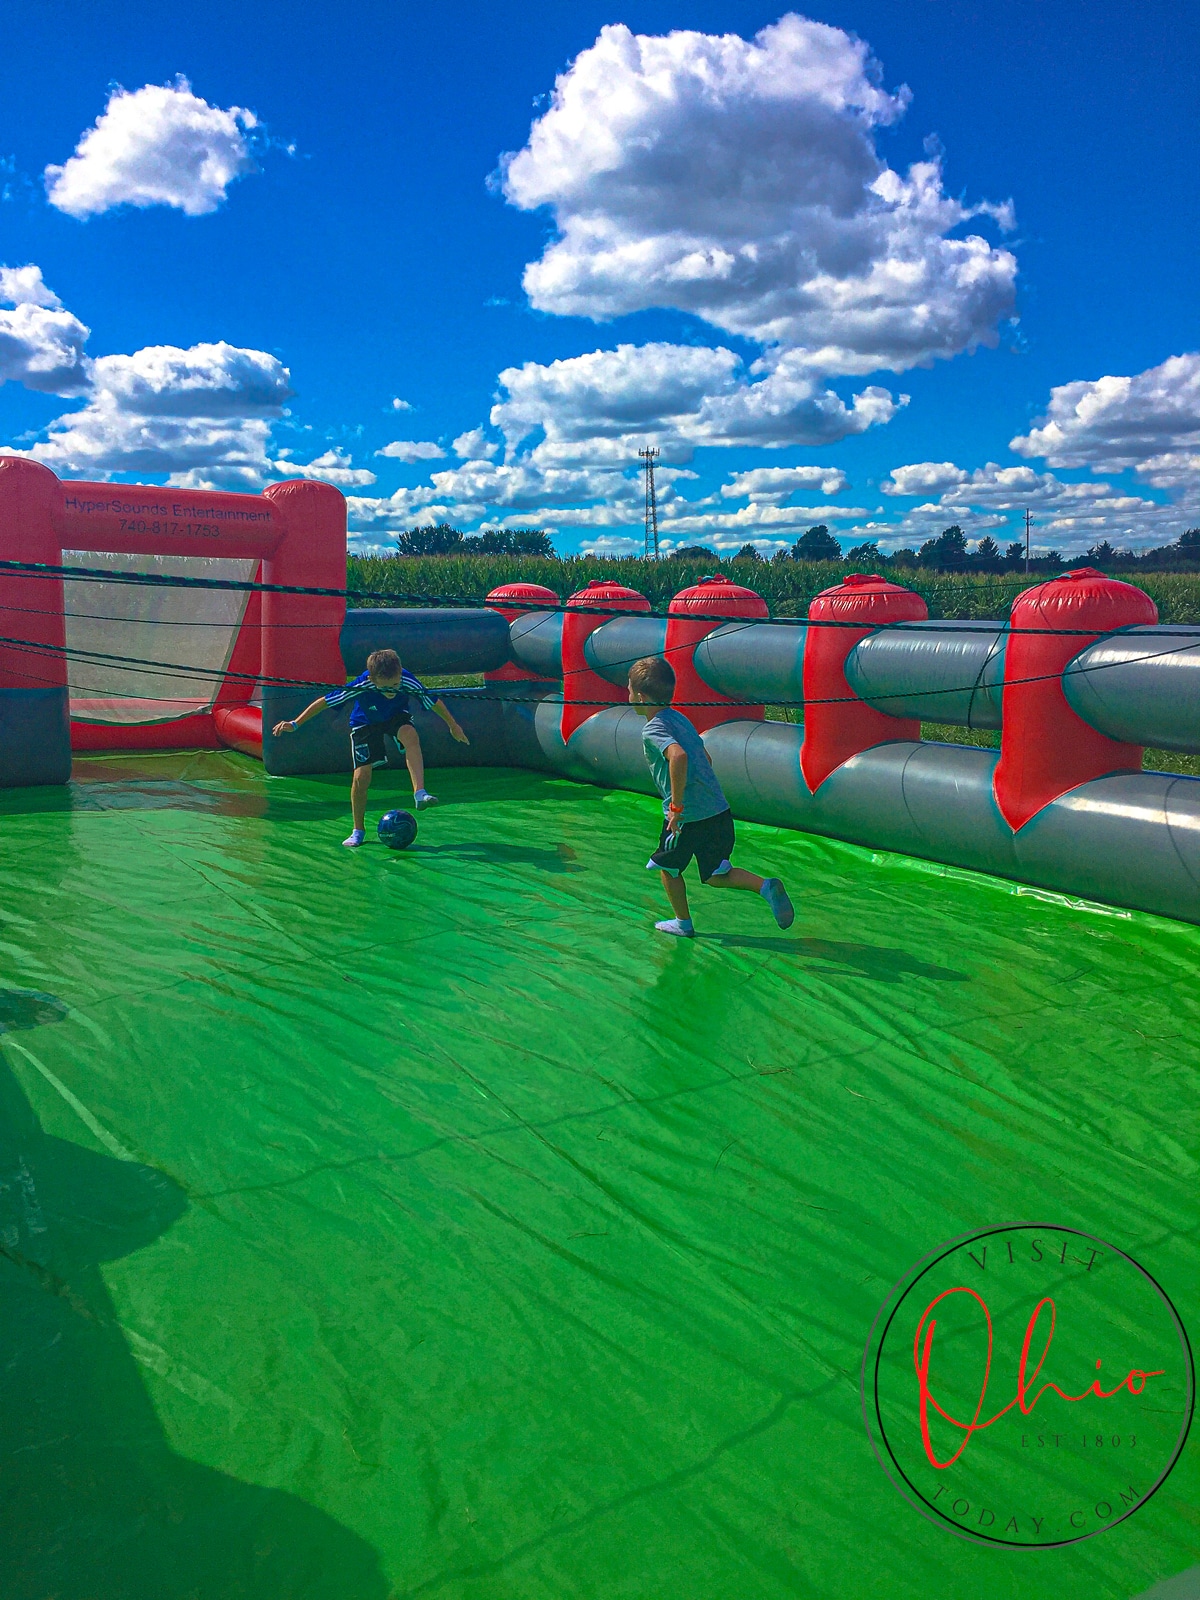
left=408, top=839, right=584, bottom=873
left=0, top=990, right=388, bottom=1600
left=1, top=753, right=1197, bottom=1600
left=706, top=934, right=970, bottom=982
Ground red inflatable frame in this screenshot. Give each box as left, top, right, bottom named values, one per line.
left=0, top=457, right=346, bottom=755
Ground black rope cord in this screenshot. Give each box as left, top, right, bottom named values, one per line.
left=2, top=627, right=1196, bottom=712
left=2, top=557, right=1195, bottom=637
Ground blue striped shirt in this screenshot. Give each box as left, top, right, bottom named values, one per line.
left=325, top=669, right=438, bottom=729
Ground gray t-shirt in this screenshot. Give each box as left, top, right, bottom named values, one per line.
left=641, top=708, right=728, bottom=823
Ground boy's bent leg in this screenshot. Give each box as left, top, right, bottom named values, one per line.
left=704, top=866, right=763, bottom=892
left=395, top=723, right=436, bottom=805
left=704, top=864, right=794, bottom=929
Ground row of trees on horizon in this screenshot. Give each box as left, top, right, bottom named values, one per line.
left=764, top=523, right=1200, bottom=574
left=393, top=521, right=1200, bottom=574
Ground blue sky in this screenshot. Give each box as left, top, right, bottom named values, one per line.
left=1, top=0, right=1197, bottom=556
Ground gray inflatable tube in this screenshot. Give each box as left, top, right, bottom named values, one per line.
left=365, top=681, right=1199, bottom=926
left=7, top=541, right=1193, bottom=918
left=323, top=607, right=1200, bottom=923
left=511, top=697, right=1200, bottom=925
left=22, top=585, right=1193, bottom=924
left=1063, top=625, right=1200, bottom=751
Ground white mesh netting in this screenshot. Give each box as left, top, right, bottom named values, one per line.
left=64, top=553, right=256, bottom=724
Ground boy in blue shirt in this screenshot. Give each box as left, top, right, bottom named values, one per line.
left=273, top=648, right=468, bottom=847
left=628, top=654, right=794, bottom=938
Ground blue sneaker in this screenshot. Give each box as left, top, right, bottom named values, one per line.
left=342, top=828, right=366, bottom=848
left=761, top=879, right=794, bottom=929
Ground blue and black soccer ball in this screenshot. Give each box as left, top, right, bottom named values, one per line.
left=377, top=809, right=418, bottom=850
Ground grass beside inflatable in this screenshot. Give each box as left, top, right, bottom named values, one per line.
left=2, top=752, right=1196, bottom=1600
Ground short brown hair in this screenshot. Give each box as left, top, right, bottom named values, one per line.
left=366, top=648, right=402, bottom=678
left=627, top=655, right=675, bottom=702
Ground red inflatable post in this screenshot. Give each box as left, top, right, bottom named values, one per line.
left=667, top=575, right=768, bottom=733
left=561, top=578, right=650, bottom=743
left=993, top=568, right=1157, bottom=830
left=0, top=458, right=70, bottom=785
left=485, top=582, right=559, bottom=682
left=258, top=481, right=347, bottom=775
left=260, top=480, right=346, bottom=690
left=800, top=573, right=927, bottom=794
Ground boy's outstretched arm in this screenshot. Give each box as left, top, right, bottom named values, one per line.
left=272, top=696, right=328, bottom=736
left=665, top=743, right=687, bottom=837
left=433, top=696, right=470, bottom=744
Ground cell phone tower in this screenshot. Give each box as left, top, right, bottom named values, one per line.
left=638, top=446, right=660, bottom=559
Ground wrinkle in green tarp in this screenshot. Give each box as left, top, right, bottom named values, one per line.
left=0, top=751, right=1196, bottom=1600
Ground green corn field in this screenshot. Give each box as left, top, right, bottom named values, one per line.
left=347, top=552, right=1200, bottom=622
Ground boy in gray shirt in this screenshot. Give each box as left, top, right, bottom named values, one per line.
left=628, top=655, right=794, bottom=938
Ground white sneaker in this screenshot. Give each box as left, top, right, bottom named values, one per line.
left=342, top=828, right=366, bottom=848
left=655, top=918, right=695, bottom=938
left=414, top=790, right=438, bottom=809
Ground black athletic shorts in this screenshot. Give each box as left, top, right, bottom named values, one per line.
left=350, top=708, right=412, bottom=769
left=648, top=807, right=736, bottom=883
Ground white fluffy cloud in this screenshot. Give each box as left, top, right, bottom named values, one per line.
left=882, top=460, right=970, bottom=496
left=0, top=265, right=91, bottom=394
left=452, top=427, right=500, bottom=460
left=502, top=16, right=1016, bottom=372
left=87, top=342, right=292, bottom=419
left=0, top=266, right=394, bottom=495
left=165, top=466, right=270, bottom=491
left=349, top=342, right=885, bottom=542
left=860, top=458, right=1184, bottom=554
left=494, top=342, right=736, bottom=458
left=362, top=11, right=1007, bottom=541
left=527, top=505, right=642, bottom=530
left=578, top=535, right=645, bottom=555
left=27, top=410, right=277, bottom=482
left=167, top=446, right=379, bottom=494
left=14, top=337, right=294, bottom=481
left=661, top=501, right=868, bottom=538
left=0, top=268, right=391, bottom=498
left=376, top=438, right=446, bottom=462
left=492, top=341, right=901, bottom=461
left=273, top=448, right=376, bottom=487
left=938, top=463, right=1152, bottom=516
left=429, top=458, right=638, bottom=512
left=1010, top=352, right=1200, bottom=489
left=720, top=464, right=847, bottom=500
left=0, top=265, right=63, bottom=309
left=345, top=485, right=449, bottom=534
left=45, top=77, right=257, bottom=219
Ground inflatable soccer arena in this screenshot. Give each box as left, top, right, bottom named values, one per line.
left=1, top=457, right=1197, bottom=1600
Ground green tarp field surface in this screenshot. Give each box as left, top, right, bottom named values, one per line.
left=1, top=751, right=1196, bottom=1600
